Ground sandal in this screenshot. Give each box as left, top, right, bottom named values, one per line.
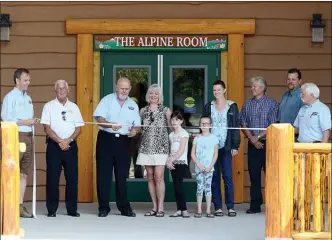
left=169, top=212, right=182, bottom=218
left=206, top=213, right=215, bottom=218
left=182, top=211, right=190, bottom=218
left=228, top=209, right=237, bottom=217
left=194, top=213, right=202, bottom=218
left=156, top=211, right=165, bottom=217
left=214, top=210, right=224, bottom=217
left=144, top=210, right=157, bottom=216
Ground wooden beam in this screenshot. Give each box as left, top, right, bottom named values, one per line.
left=227, top=34, right=244, bottom=203
left=265, top=124, right=294, bottom=240
left=77, top=34, right=93, bottom=202
left=92, top=51, right=100, bottom=202
left=66, top=19, right=255, bottom=35
left=293, top=143, right=331, bottom=154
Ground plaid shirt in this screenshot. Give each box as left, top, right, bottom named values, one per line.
left=239, top=95, right=279, bottom=137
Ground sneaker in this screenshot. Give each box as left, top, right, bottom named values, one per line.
left=20, top=204, right=33, bottom=218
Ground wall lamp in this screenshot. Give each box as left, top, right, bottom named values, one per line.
left=310, top=13, right=325, bottom=43
left=0, top=14, right=12, bottom=42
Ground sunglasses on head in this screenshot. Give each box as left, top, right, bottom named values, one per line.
left=149, top=112, right=154, bottom=123
left=61, top=111, right=66, bottom=121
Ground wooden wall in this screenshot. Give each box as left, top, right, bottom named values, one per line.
left=0, top=1, right=331, bottom=202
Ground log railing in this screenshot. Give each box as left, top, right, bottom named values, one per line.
left=0, top=122, right=23, bottom=239
left=265, top=124, right=331, bottom=240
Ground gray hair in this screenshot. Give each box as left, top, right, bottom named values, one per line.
left=250, top=76, right=267, bottom=92
left=146, top=84, right=163, bottom=104
left=54, top=79, right=69, bottom=90
left=301, top=83, right=320, bottom=99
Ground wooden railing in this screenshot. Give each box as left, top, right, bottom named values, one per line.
left=265, top=124, right=331, bottom=240
left=0, top=122, right=24, bottom=239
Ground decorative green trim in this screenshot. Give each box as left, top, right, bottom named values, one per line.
left=94, top=35, right=227, bottom=51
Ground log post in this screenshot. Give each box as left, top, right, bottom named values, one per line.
left=265, top=124, right=294, bottom=240
left=1, top=122, right=20, bottom=238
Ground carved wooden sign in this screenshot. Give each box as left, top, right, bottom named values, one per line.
left=94, top=35, right=227, bottom=51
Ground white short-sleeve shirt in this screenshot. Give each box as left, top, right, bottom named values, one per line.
left=169, top=128, right=189, bottom=165
left=40, top=98, right=84, bottom=139
left=293, top=99, right=331, bottom=143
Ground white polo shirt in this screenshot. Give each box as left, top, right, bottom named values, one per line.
left=40, top=98, right=85, bottom=139
left=294, top=99, right=331, bottom=143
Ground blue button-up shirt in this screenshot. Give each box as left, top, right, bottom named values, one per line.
left=239, top=95, right=279, bottom=137
left=294, top=99, right=331, bottom=143
left=1, top=88, right=34, bottom=132
left=279, top=88, right=303, bottom=124
left=93, top=93, right=141, bottom=135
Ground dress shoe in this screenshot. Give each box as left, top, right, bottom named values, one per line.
left=20, top=204, right=33, bottom=218
left=246, top=209, right=261, bottom=214
left=68, top=212, right=80, bottom=217
left=121, top=211, right=136, bottom=217
left=47, top=213, right=56, bottom=217
left=98, top=210, right=109, bottom=217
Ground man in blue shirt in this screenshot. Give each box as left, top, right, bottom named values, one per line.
left=1, top=68, right=38, bottom=218
left=93, top=77, right=141, bottom=217
left=279, top=68, right=303, bottom=124
left=239, top=76, right=279, bottom=214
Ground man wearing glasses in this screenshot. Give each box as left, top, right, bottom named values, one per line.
left=40, top=79, right=84, bottom=217
left=93, top=77, right=141, bottom=218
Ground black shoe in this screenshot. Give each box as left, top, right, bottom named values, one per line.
left=121, top=211, right=136, bottom=217
left=98, top=210, right=109, bottom=217
left=246, top=209, right=261, bottom=214
left=47, top=213, right=56, bottom=217
left=68, top=212, right=80, bottom=217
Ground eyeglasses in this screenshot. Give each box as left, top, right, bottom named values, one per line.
left=61, top=111, right=66, bottom=121
left=200, top=122, right=211, bottom=126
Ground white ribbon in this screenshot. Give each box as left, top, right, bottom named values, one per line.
left=35, top=118, right=267, bottom=131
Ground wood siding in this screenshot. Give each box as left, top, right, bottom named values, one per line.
left=0, top=1, right=331, bottom=202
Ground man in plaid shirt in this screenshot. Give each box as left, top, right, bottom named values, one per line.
left=239, top=76, right=279, bottom=214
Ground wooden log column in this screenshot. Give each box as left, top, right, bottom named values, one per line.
left=77, top=34, right=94, bottom=202
left=227, top=34, right=244, bottom=203
left=265, top=124, right=294, bottom=240
left=1, top=122, right=20, bottom=238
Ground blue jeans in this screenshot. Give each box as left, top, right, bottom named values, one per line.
left=211, top=148, right=234, bottom=210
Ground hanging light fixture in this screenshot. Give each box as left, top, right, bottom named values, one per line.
left=310, top=13, right=325, bottom=43
left=0, top=14, right=12, bottom=42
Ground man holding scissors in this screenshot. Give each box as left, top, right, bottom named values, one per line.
left=93, top=77, right=141, bottom=217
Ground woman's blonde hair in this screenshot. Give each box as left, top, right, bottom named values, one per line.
left=146, top=84, right=163, bottom=104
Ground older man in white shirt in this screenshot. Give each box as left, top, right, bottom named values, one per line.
left=40, top=79, right=84, bottom=217
left=294, top=83, right=331, bottom=143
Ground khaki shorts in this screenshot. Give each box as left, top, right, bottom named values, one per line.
left=19, top=134, right=33, bottom=176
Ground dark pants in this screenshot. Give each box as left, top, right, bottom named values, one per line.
left=96, top=130, right=132, bottom=214
left=171, top=164, right=187, bottom=211
left=46, top=139, right=78, bottom=215
left=247, top=141, right=266, bottom=211
left=212, top=148, right=234, bottom=210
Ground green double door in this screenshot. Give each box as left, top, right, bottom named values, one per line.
left=101, top=51, right=220, bottom=202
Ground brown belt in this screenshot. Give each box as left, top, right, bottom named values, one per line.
left=19, top=132, right=32, bottom=137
